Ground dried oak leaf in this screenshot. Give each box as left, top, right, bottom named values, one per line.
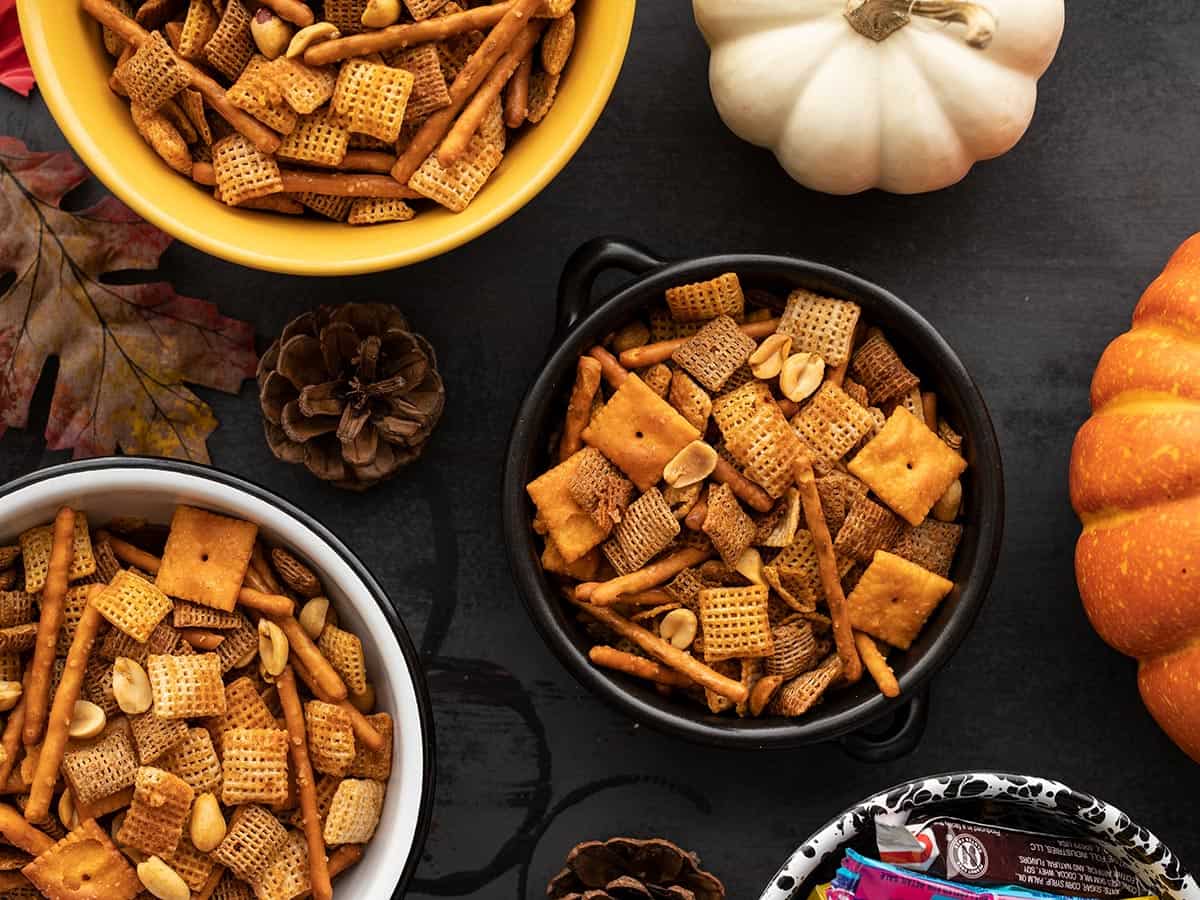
left=0, top=138, right=256, bottom=461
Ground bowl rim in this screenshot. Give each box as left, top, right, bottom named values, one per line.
left=759, top=769, right=1200, bottom=900
left=16, top=0, right=637, bottom=276
left=503, top=248, right=1006, bottom=750
left=0, top=456, right=437, bottom=898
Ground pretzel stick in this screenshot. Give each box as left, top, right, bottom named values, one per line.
left=793, top=455, right=862, bottom=684
left=26, top=600, right=104, bottom=824
left=277, top=666, right=332, bottom=900
left=712, top=459, right=774, bottom=513
left=684, top=495, right=709, bottom=531
left=391, top=0, right=545, bottom=185
left=239, top=587, right=295, bottom=619
left=921, top=391, right=938, bottom=429
left=270, top=616, right=347, bottom=701
left=305, top=1, right=515, bottom=66
left=854, top=631, right=899, bottom=699
left=586, top=346, right=629, bottom=388
left=241, top=563, right=272, bottom=594
left=101, top=532, right=161, bottom=574
left=251, top=542, right=284, bottom=594
left=0, top=802, right=52, bottom=855
left=81, top=0, right=282, bottom=154
left=24, top=508, right=75, bottom=748
left=260, top=0, right=314, bottom=26
left=589, top=646, right=695, bottom=688
left=437, top=20, right=544, bottom=166
left=290, top=655, right=386, bottom=752
left=618, top=318, right=781, bottom=368
left=590, top=547, right=713, bottom=606
left=180, top=629, right=225, bottom=651
left=614, top=588, right=675, bottom=607
left=191, top=162, right=420, bottom=198
left=558, top=356, right=602, bottom=462
left=339, top=150, right=398, bottom=174
left=504, top=52, right=533, bottom=128
left=196, top=865, right=226, bottom=900
left=574, top=602, right=748, bottom=703
left=0, top=673, right=28, bottom=789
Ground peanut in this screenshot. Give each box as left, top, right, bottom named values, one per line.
left=258, top=619, right=289, bottom=677
left=748, top=333, right=792, bottom=380
left=112, top=658, right=152, bottom=715
left=251, top=8, right=293, bottom=60
left=67, top=700, right=107, bottom=740
left=0, top=681, right=22, bottom=712
left=933, top=478, right=963, bottom=522
left=298, top=596, right=331, bottom=640
left=137, top=857, right=189, bottom=900
left=189, top=792, right=226, bottom=853
left=779, top=352, right=825, bottom=403
left=659, top=608, right=698, bottom=650
left=287, top=22, right=340, bottom=59
left=663, top=441, right=718, bottom=489
left=362, top=0, right=401, bottom=27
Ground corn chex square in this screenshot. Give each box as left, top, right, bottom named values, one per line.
left=323, top=778, right=386, bottom=845
left=848, top=408, right=967, bottom=526
left=161, top=727, right=222, bottom=796
left=220, top=727, right=290, bottom=806
left=581, top=375, right=700, bottom=492
left=264, top=57, right=338, bottom=115
left=665, top=273, right=744, bottom=322
left=277, top=109, right=349, bottom=168
left=116, top=766, right=195, bottom=857
left=213, top=804, right=289, bottom=882
left=204, top=0, right=254, bottom=82
left=61, top=719, right=139, bottom=806
left=698, top=584, right=773, bottom=662
left=790, top=382, right=878, bottom=475
left=306, top=700, right=357, bottom=777
left=318, top=624, right=368, bottom=696
left=252, top=829, right=311, bottom=900
left=712, top=382, right=804, bottom=499
left=771, top=654, right=843, bottom=717
left=776, top=289, right=861, bottom=367
left=332, top=59, right=414, bottom=143
left=148, top=653, right=227, bottom=719
left=846, top=550, right=954, bottom=649
left=19, top=514, right=96, bottom=592
left=92, top=569, right=172, bottom=642
left=156, top=505, right=258, bottom=612
left=408, top=135, right=503, bottom=213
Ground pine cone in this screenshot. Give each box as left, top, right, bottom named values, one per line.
left=547, top=838, right=726, bottom=900
left=258, top=303, right=445, bottom=491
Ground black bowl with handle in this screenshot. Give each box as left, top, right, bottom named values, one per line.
left=503, top=236, right=1004, bottom=758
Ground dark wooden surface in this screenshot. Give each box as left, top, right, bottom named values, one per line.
left=3, top=2, right=1200, bottom=897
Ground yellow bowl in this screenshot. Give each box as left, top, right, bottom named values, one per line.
left=18, top=1, right=635, bottom=275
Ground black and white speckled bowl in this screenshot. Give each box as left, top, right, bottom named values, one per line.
left=761, top=772, right=1199, bottom=900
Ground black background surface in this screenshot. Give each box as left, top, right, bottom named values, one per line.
left=3, top=2, right=1200, bottom=897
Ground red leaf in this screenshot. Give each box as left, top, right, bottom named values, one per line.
left=0, top=137, right=257, bottom=462
left=0, top=0, right=32, bottom=97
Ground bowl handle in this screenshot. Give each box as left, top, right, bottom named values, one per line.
left=839, top=688, right=930, bottom=763
left=554, top=236, right=665, bottom=341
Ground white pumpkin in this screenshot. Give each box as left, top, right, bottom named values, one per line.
left=693, top=0, right=1064, bottom=195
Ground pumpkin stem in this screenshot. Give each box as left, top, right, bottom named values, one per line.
left=845, top=0, right=997, bottom=48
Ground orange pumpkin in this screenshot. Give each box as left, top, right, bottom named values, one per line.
left=1070, top=234, right=1200, bottom=764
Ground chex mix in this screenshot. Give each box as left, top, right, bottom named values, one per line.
left=527, top=273, right=969, bottom=717
left=0, top=505, right=392, bottom=899
left=82, top=0, right=578, bottom=224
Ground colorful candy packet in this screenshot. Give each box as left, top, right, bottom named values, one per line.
left=877, top=816, right=1149, bottom=899
left=825, top=850, right=1157, bottom=900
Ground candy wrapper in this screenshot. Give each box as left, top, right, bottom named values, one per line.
left=877, top=816, right=1148, bottom=899
left=828, top=849, right=1156, bottom=900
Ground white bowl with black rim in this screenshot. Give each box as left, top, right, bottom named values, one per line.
left=0, top=458, right=435, bottom=898
left=762, top=771, right=1199, bottom=900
